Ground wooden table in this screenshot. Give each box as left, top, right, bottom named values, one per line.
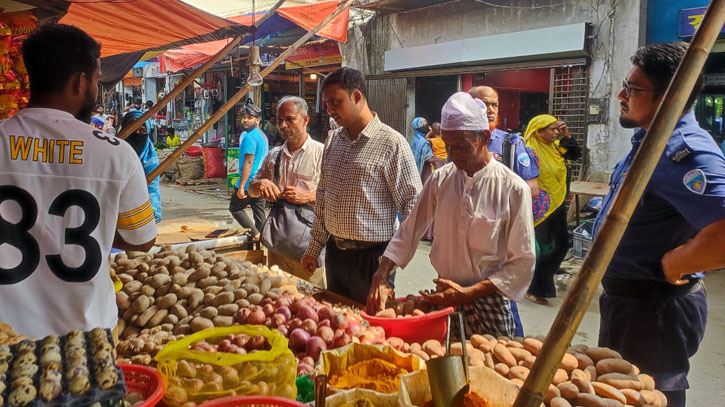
left=569, top=181, right=609, bottom=224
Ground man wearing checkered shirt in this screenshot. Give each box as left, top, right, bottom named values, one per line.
left=301, top=68, right=422, bottom=304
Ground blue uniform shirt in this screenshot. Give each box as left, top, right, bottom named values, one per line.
left=488, top=128, right=539, bottom=180
left=236, top=127, right=268, bottom=191
left=593, top=111, right=725, bottom=281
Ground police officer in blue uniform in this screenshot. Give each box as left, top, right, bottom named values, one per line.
left=470, top=85, right=540, bottom=338
left=593, top=42, right=725, bottom=407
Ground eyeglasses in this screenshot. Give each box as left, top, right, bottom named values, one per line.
left=622, top=79, right=661, bottom=98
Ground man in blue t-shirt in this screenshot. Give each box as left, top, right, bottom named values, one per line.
left=229, top=99, right=268, bottom=239
left=593, top=42, right=725, bottom=407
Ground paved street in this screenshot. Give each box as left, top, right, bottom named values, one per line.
left=160, top=183, right=723, bottom=406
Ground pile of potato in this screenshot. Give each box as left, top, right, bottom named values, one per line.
left=396, top=335, right=666, bottom=407
left=372, top=295, right=436, bottom=318
left=113, top=245, right=298, bottom=364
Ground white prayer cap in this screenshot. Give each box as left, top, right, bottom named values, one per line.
left=440, top=92, right=489, bottom=132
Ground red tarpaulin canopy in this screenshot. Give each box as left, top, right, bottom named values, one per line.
left=60, top=0, right=249, bottom=58
left=160, top=0, right=349, bottom=73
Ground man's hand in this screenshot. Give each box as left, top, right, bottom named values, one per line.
left=662, top=246, right=690, bottom=286
left=556, top=121, right=571, bottom=138
left=258, top=179, right=282, bottom=202
left=281, top=186, right=309, bottom=205
left=420, top=278, right=477, bottom=306
left=300, top=255, right=317, bottom=276
left=366, top=269, right=395, bottom=315
left=236, top=188, right=246, bottom=199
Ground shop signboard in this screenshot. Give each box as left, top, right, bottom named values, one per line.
left=285, top=41, right=341, bottom=69
left=227, top=147, right=239, bottom=188
left=679, top=6, right=725, bottom=38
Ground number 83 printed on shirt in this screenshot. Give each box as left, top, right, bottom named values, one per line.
left=0, top=108, right=157, bottom=338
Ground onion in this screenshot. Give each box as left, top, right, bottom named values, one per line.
left=262, top=297, right=274, bottom=306
left=247, top=335, right=267, bottom=350
left=262, top=303, right=275, bottom=317
left=318, top=306, right=335, bottom=321
left=236, top=308, right=252, bottom=324
left=332, top=313, right=348, bottom=330
left=276, top=325, right=289, bottom=337
left=247, top=310, right=266, bottom=325
left=274, top=297, right=291, bottom=308
left=333, top=333, right=352, bottom=348
left=305, top=336, right=327, bottom=362
left=297, top=363, right=314, bottom=376
left=288, top=318, right=303, bottom=331
left=289, top=328, right=310, bottom=351
left=345, top=322, right=363, bottom=337
left=301, top=356, right=315, bottom=366
left=233, top=335, right=249, bottom=348
left=317, top=319, right=331, bottom=328
left=317, top=326, right=335, bottom=346
left=302, top=319, right=318, bottom=335
left=275, top=306, right=292, bottom=321
left=297, top=305, right=319, bottom=323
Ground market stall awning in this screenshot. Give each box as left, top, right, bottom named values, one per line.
left=159, top=0, right=349, bottom=73
left=59, top=0, right=250, bottom=58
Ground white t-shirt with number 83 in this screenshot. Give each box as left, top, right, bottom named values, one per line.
left=0, top=108, right=157, bottom=337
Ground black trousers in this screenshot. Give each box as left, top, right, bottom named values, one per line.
left=528, top=203, right=569, bottom=298
left=325, top=237, right=394, bottom=305
left=229, top=187, right=266, bottom=236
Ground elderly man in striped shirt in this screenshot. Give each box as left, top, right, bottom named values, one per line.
left=301, top=68, right=422, bottom=305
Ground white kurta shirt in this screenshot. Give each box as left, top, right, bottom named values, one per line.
left=384, top=160, right=536, bottom=302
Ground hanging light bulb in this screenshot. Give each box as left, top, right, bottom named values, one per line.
left=247, top=45, right=263, bottom=87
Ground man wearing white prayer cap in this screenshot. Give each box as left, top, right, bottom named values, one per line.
left=367, top=92, right=536, bottom=338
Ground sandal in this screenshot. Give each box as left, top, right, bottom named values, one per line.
left=525, top=293, right=549, bottom=305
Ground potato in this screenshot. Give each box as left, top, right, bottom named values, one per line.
left=204, top=286, right=223, bottom=296
left=559, top=352, right=579, bottom=371
left=116, top=291, right=131, bottom=311
left=149, top=274, right=171, bottom=289
left=200, top=307, right=218, bottom=319
left=557, top=381, right=579, bottom=400
left=422, top=339, right=444, bottom=357
left=585, top=365, right=598, bottom=382
left=591, top=382, right=626, bottom=405
left=157, top=294, right=178, bottom=309
left=217, top=304, right=239, bottom=316
left=575, top=352, right=595, bottom=369
left=573, top=393, right=607, bottom=407
left=212, top=316, right=234, bottom=327
left=470, top=334, right=487, bottom=348
left=172, top=273, right=189, bottom=287
left=596, top=358, right=633, bottom=376
left=148, top=309, right=169, bottom=328
left=484, top=352, right=495, bottom=369
left=174, top=324, right=193, bottom=336
left=212, top=292, right=234, bottom=307
left=523, top=337, right=543, bottom=355
left=170, top=304, right=188, bottom=319
left=191, top=317, right=214, bottom=332
left=585, top=347, right=622, bottom=362
left=403, top=299, right=415, bottom=315
left=507, top=341, right=523, bottom=349
left=544, top=384, right=561, bottom=404
left=637, top=374, right=655, bottom=391
left=552, top=368, right=569, bottom=385
left=508, top=366, right=529, bottom=381
left=188, top=268, right=210, bottom=283
left=136, top=306, right=158, bottom=327
left=164, top=314, right=179, bottom=325
left=259, top=279, right=272, bottom=295
left=188, top=289, right=204, bottom=309
left=140, top=284, right=155, bottom=297
left=123, top=281, right=143, bottom=294
left=508, top=347, right=532, bottom=362
left=510, top=378, right=524, bottom=387
left=570, top=343, right=589, bottom=353
left=572, top=376, right=595, bottom=394
left=493, top=363, right=509, bottom=377
left=493, top=343, right=517, bottom=367
left=550, top=397, right=572, bottom=407
left=248, top=293, right=264, bottom=305
left=597, top=372, right=642, bottom=391
left=620, top=389, right=645, bottom=406
left=523, top=355, right=536, bottom=369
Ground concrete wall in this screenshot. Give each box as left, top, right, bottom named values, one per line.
left=342, top=0, right=649, bottom=180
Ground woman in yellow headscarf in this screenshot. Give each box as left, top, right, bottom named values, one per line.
left=523, top=114, right=581, bottom=305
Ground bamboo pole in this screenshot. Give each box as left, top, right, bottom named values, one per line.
left=117, top=0, right=288, bottom=139
left=513, top=2, right=725, bottom=406
left=117, top=36, right=243, bottom=139
left=146, top=0, right=356, bottom=183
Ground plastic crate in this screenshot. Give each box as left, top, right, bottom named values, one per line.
left=199, top=396, right=307, bottom=407
left=360, top=297, right=455, bottom=344
left=119, top=364, right=165, bottom=407
left=572, top=220, right=594, bottom=258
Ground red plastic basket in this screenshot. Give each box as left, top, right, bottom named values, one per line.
left=199, top=396, right=307, bottom=407
left=361, top=297, right=455, bottom=344
left=119, top=364, right=166, bottom=407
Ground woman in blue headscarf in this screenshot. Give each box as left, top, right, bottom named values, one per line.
left=411, top=117, right=433, bottom=175
left=120, top=110, right=162, bottom=223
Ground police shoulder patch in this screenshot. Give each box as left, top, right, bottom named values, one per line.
left=517, top=152, right=531, bottom=167
left=683, top=168, right=707, bottom=195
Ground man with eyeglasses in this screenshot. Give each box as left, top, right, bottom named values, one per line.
left=592, top=42, right=725, bottom=407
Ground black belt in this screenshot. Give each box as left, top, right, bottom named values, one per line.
left=332, top=236, right=386, bottom=251
left=602, top=277, right=703, bottom=298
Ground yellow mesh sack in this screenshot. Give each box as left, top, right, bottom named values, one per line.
left=155, top=325, right=297, bottom=406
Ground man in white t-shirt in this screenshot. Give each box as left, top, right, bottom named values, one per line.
left=0, top=24, right=157, bottom=338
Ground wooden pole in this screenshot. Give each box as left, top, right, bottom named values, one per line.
left=253, top=0, right=287, bottom=27
left=117, top=36, right=243, bottom=139
left=513, top=2, right=725, bottom=406
left=146, top=0, right=356, bottom=183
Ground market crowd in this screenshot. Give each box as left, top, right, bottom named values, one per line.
left=1, top=23, right=724, bottom=407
